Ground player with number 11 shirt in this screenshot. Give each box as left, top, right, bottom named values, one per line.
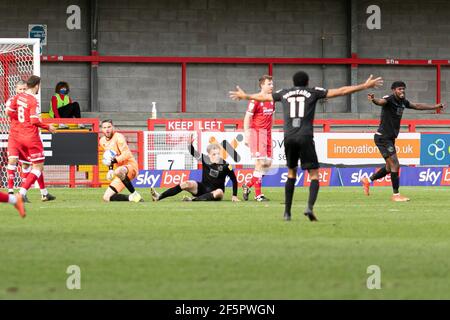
left=230, top=71, right=383, bottom=222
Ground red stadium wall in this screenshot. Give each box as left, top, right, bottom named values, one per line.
left=42, top=55, right=446, bottom=114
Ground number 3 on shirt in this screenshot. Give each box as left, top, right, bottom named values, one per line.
left=288, top=96, right=305, bottom=118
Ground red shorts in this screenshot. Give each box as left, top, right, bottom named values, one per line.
left=249, top=128, right=272, bottom=159
left=7, top=134, right=45, bottom=164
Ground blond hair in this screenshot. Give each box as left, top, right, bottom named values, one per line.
left=206, top=143, right=220, bottom=154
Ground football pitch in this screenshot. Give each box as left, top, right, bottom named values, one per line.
left=0, top=186, right=449, bottom=300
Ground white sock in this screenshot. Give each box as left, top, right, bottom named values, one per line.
left=31, top=169, right=42, bottom=178
left=19, top=188, right=27, bottom=196
left=8, top=194, right=17, bottom=205
left=253, top=170, right=263, bottom=178
left=40, top=188, right=48, bottom=196
left=22, top=167, right=32, bottom=174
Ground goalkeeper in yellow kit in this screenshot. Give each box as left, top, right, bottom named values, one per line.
left=99, top=119, right=143, bottom=202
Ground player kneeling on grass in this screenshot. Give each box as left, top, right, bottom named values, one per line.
left=151, top=135, right=239, bottom=202
left=99, top=120, right=143, bottom=202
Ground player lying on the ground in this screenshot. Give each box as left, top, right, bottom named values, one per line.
left=230, top=72, right=383, bottom=221
left=6, top=80, right=56, bottom=202
left=7, top=76, right=57, bottom=203
left=362, top=81, right=445, bottom=201
left=0, top=191, right=26, bottom=218
left=99, top=119, right=143, bottom=202
left=151, top=135, right=239, bottom=202
left=242, top=75, right=275, bottom=202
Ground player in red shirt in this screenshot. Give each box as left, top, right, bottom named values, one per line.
left=7, top=75, right=56, bottom=201
left=242, top=75, right=275, bottom=201
left=0, top=191, right=26, bottom=218
left=5, top=80, right=55, bottom=202
left=5, top=80, right=27, bottom=193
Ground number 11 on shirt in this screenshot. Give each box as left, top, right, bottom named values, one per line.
left=288, top=96, right=305, bottom=118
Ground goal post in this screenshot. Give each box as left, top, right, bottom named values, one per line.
left=0, top=38, right=41, bottom=103
left=144, top=131, right=199, bottom=170
left=0, top=38, right=40, bottom=188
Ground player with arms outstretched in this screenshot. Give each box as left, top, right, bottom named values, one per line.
left=362, top=81, right=445, bottom=201
left=7, top=75, right=57, bottom=201
left=242, top=75, right=275, bottom=202
left=99, top=119, right=143, bottom=202
left=230, top=71, right=383, bottom=221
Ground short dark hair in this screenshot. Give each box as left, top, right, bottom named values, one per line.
left=391, top=81, right=406, bottom=90
left=258, top=75, right=273, bottom=88
left=293, top=71, right=309, bottom=87
left=27, top=75, right=41, bottom=88
left=101, top=119, right=114, bottom=126
left=55, top=81, right=70, bottom=93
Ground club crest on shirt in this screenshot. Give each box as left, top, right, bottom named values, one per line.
left=209, top=169, right=219, bottom=178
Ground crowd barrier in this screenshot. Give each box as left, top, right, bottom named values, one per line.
left=134, top=167, right=450, bottom=188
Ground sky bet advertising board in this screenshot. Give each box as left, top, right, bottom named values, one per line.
left=133, top=166, right=450, bottom=188
left=136, top=131, right=449, bottom=188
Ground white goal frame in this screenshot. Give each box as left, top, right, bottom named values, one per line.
left=0, top=38, right=41, bottom=103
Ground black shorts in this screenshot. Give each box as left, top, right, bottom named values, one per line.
left=284, top=135, right=319, bottom=170
left=194, top=181, right=214, bottom=197
left=374, top=135, right=396, bottom=159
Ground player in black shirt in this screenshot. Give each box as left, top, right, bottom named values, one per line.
left=230, top=71, right=383, bottom=221
left=150, top=135, right=239, bottom=202
left=362, top=81, right=445, bottom=201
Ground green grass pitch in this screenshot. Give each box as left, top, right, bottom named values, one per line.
left=0, top=186, right=449, bottom=299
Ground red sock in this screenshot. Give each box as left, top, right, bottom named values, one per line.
left=21, top=171, right=41, bottom=191
left=7, top=166, right=15, bottom=190
left=37, top=173, right=46, bottom=189
left=247, top=176, right=257, bottom=188
left=0, top=192, right=9, bottom=203
left=21, top=169, right=30, bottom=183
left=254, top=177, right=262, bottom=197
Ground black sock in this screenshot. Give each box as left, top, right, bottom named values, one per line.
left=122, top=176, right=135, bottom=194
left=391, top=172, right=400, bottom=194
left=110, top=193, right=130, bottom=201
left=73, top=102, right=81, bottom=118
left=192, top=192, right=215, bottom=201
left=284, top=178, right=296, bottom=214
left=370, top=167, right=389, bottom=181
left=308, top=179, right=320, bottom=211
left=158, top=185, right=182, bottom=201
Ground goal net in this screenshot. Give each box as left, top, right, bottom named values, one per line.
left=144, top=131, right=198, bottom=170
left=0, top=38, right=40, bottom=188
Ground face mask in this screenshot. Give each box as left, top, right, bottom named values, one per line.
left=59, top=88, right=68, bottom=95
